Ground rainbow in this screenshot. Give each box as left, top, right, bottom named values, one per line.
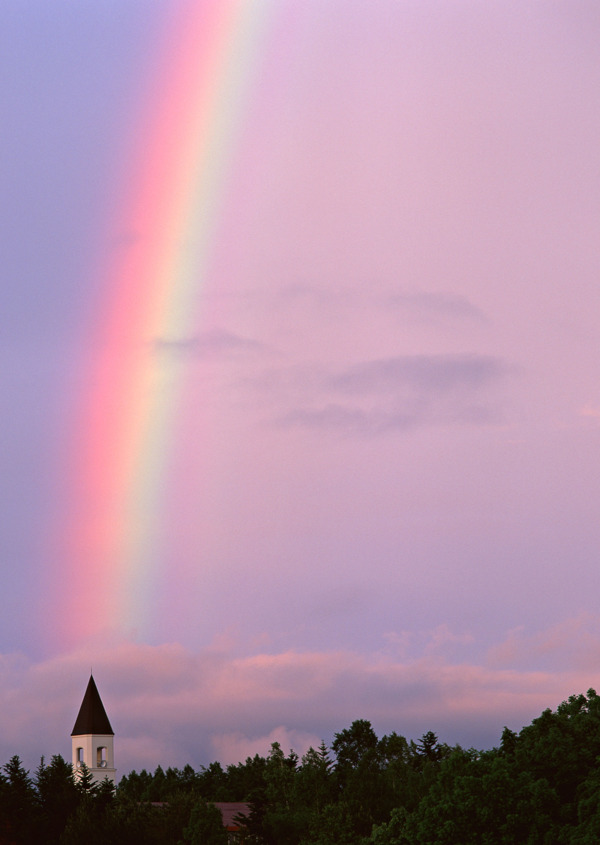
left=58, top=0, right=276, bottom=646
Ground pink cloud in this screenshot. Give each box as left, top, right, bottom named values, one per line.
left=1, top=618, right=600, bottom=775
left=580, top=405, right=600, bottom=424
left=487, top=614, right=600, bottom=671
left=211, top=727, right=322, bottom=767
left=424, top=624, right=476, bottom=655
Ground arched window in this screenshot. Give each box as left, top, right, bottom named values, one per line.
left=97, top=746, right=107, bottom=768
left=76, top=747, right=84, bottom=767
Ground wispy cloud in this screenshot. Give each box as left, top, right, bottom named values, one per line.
left=272, top=284, right=485, bottom=325
left=277, top=354, right=511, bottom=435
left=579, top=404, right=600, bottom=425
left=153, top=329, right=272, bottom=359
left=487, top=614, right=600, bottom=671
left=280, top=404, right=419, bottom=434
left=386, top=290, right=486, bottom=323
left=330, top=354, right=506, bottom=394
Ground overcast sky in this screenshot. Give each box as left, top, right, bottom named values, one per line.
left=1, top=0, right=600, bottom=774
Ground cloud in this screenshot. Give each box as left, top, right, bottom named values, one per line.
left=280, top=404, right=419, bottom=434
left=1, top=620, right=598, bottom=775
left=386, top=291, right=486, bottom=323
left=424, top=624, right=475, bottom=655
left=274, top=282, right=349, bottom=311
left=277, top=354, right=511, bottom=435
left=153, top=329, right=271, bottom=359
left=580, top=404, right=600, bottom=424
left=330, top=354, right=507, bottom=394
left=487, top=614, right=600, bottom=671
left=271, top=284, right=485, bottom=326
left=212, top=727, right=322, bottom=766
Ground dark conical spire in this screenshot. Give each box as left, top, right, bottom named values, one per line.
left=71, top=675, right=114, bottom=736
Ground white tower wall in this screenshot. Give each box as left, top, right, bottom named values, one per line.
left=72, top=732, right=116, bottom=785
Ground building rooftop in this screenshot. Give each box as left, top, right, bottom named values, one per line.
left=213, top=803, right=251, bottom=831
left=71, top=675, right=114, bottom=736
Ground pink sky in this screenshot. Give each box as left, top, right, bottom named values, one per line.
left=0, top=0, right=599, bottom=773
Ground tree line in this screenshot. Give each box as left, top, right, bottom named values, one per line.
left=2, top=688, right=600, bottom=843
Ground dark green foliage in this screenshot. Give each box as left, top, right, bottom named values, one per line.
left=196, top=761, right=229, bottom=800
left=301, top=800, right=358, bottom=845
left=295, top=743, right=335, bottom=817
left=369, top=807, right=410, bottom=845
left=117, top=767, right=155, bottom=800
left=0, top=755, right=39, bottom=843
left=571, top=766, right=600, bottom=843
left=332, top=719, right=379, bottom=772
left=331, top=719, right=388, bottom=836
left=35, top=755, right=79, bottom=844
left=181, top=801, right=227, bottom=844
left=513, top=689, right=600, bottom=828
left=402, top=747, right=556, bottom=844
left=226, top=753, right=268, bottom=801
left=415, top=731, right=442, bottom=762
left=74, top=761, right=96, bottom=795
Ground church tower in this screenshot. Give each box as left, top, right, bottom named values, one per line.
left=71, top=675, right=116, bottom=785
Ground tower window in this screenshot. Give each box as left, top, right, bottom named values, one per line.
left=97, top=746, right=107, bottom=768
left=76, top=747, right=84, bottom=767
